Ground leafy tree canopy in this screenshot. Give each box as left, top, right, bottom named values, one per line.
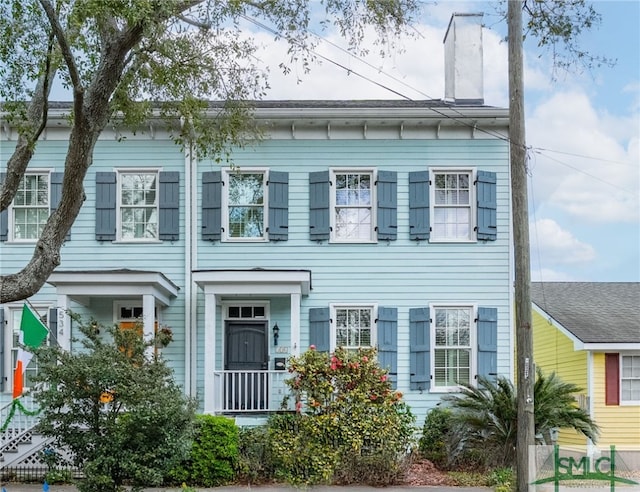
left=0, top=1, right=611, bottom=303
left=0, top=0, right=419, bottom=303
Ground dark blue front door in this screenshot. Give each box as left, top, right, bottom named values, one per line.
left=225, top=321, right=268, bottom=410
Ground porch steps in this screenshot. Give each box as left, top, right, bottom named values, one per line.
left=0, top=428, right=53, bottom=470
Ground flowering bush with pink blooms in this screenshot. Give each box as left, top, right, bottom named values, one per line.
left=268, top=346, right=416, bottom=485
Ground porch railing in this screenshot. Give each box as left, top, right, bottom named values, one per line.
left=213, top=370, right=294, bottom=413
left=1, top=388, right=41, bottom=449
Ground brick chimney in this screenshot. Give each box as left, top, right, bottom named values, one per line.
left=443, top=13, right=484, bottom=105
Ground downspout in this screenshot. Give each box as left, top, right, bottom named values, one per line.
left=189, top=136, right=199, bottom=397
left=183, top=127, right=192, bottom=395
left=587, top=351, right=595, bottom=457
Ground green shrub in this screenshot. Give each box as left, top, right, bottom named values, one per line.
left=271, top=347, right=416, bottom=485
left=168, top=415, right=238, bottom=487
left=488, top=467, right=515, bottom=491
left=418, top=407, right=452, bottom=468
left=33, top=318, right=196, bottom=492
left=236, top=424, right=276, bottom=484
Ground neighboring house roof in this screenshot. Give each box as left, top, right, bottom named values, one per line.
left=531, top=282, right=640, bottom=344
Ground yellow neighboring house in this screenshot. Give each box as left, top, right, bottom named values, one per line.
left=531, top=282, right=640, bottom=450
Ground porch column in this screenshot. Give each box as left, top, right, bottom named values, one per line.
left=142, top=294, right=155, bottom=356
left=290, top=292, right=301, bottom=356
left=203, top=291, right=217, bottom=414
left=56, top=294, right=71, bottom=351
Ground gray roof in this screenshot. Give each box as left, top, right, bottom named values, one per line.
left=46, top=99, right=496, bottom=110
left=531, top=282, right=640, bottom=344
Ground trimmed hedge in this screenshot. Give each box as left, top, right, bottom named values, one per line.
left=168, top=415, right=238, bottom=486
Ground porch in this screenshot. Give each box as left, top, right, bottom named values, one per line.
left=194, top=269, right=311, bottom=415
left=212, top=369, right=295, bottom=414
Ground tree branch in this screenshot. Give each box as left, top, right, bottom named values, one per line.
left=0, top=34, right=57, bottom=213
left=38, top=0, right=84, bottom=111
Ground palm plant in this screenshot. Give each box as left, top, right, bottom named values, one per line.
left=442, top=369, right=599, bottom=468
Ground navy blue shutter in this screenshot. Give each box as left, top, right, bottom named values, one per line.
left=377, top=307, right=398, bottom=388
left=477, top=307, right=498, bottom=380
left=409, top=307, right=431, bottom=390
left=0, top=173, right=8, bottom=241
left=268, top=171, right=289, bottom=241
left=159, top=171, right=179, bottom=241
left=0, top=308, right=5, bottom=391
left=309, top=171, right=330, bottom=241
left=409, top=171, right=430, bottom=240
left=376, top=171, right=397, bottom=241
left=95, top=172, right=116, bottom=241
left=48, top=308, right=58, bottom=346
left=476, top=171, right=497, bottom=241
left=50, top=172, right=70, bottom=241
left=202, top=171, right=222, bottom=241
left=309, top=307, right=330, bottom=352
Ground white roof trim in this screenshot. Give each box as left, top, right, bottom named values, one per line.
left=193, top=269, right=311, bottom=296
left=581, top=343, right=640, bottom=352
left=47, top=270, right=179, bottom=306
left=532, top=302, right=584, bottom=350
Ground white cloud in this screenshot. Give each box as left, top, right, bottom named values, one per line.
left=527, top=91, right=640, bottom=223
left=530, top=268, right=577, bottom=282
left=252, top=18, right=508, bottom=106
left=530, top=218, right=597, bottom=266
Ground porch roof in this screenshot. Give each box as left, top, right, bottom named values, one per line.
left=47, top=269, right=180, bottom=306
left=193, top=269, right=311, bottom=296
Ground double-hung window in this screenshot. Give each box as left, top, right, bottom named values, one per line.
left=331, top=304, right=376, bottom=351
left=432, top=305, right=474, bottom=390
left=431, top=169, right=475, bottom=241
left=11, top=173, right=50, bottom=241
left=331, top=170, right=374, bottom=242
left=621, top=354, right=640, bottom=404
left=224, top=169, right=266, bottom=241
left=118, top=171, right=159, bottom=241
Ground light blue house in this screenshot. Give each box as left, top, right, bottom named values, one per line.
left=1, top=13, right=512, bottom=465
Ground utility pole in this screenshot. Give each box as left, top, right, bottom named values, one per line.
left=508, top=2, right=535, bottom=491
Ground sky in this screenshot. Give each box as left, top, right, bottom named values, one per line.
left=243, top=0, right=640, bottom=283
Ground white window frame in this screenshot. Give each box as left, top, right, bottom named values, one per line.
left=116, top=169, right=161, bottom=243
left=429, top=168, right=477, bottom=242
left=2, top=304, right=50, bottom=394
left=429, top=303, right=477, bottom=393
left=221, top=301, right=271, bottom=357
left=113, top=300, right=158, bottom=325
left=8, top=170, right=52, bottom=242
left=329, top=303, right=378, bottom=351
left=223, top=301, right=270, bottom=321
left=620, top=353, right=640, bottom=405
left=222, top=168, right=268, bottom=242
left=330, top=168, right=377, bottom=243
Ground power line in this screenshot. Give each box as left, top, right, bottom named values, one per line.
left=239, top=13, right=514, bottom=144
left=241, top=12, right=638, bottom=188
left=531, top=148, right=637, bottom=195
